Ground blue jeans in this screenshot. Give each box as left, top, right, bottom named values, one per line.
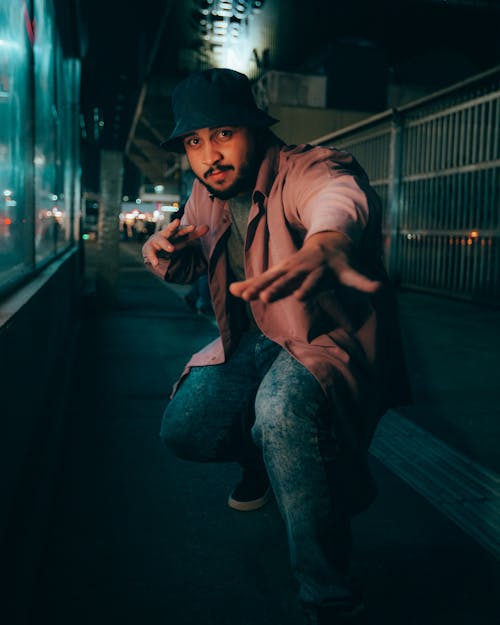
left=160, top=331, right=354, bottom=607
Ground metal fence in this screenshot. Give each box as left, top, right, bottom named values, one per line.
left=312, top=66, right=500, bottom=305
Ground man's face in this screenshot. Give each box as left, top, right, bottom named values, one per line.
left=182, top=126, right=259, bottom=199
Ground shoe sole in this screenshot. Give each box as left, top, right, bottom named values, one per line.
left=227, top=487, right=272, bottom=511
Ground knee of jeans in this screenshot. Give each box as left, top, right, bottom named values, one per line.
left=160, top=419, right=200, bottom=461
left=252, top=392, right=277, bottom=447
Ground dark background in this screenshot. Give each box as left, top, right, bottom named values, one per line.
left=59, top=0, right=500, bottom=192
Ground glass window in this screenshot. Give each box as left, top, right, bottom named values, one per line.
left=33, top=0, right=59, bottom=265
left=54, top=35, right=70, bottom=252
left=0, top=0, right=32, bottom=284
left=63, top=58, right=81, bottom=245
left=0, top=0, right=79, bottom=298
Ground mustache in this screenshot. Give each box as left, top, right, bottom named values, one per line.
left=204, top=164, right=234, bottom=179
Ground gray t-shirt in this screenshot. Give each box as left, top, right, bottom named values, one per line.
left=226, top=191, right=252, bottom=282
left=226, top=191, right=259, bottom=330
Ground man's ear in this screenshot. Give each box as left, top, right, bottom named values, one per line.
left=254, top=127, right=272, bottom=154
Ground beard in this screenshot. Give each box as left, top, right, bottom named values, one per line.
left=196, top=147, right=262, bottom=200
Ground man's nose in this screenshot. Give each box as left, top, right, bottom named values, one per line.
left=202, top=142, right=222, bottom=166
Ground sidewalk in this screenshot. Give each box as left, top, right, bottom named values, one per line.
left=396, top=289, right=500, bottom=475
left=30, top=241, right=500, bottom=625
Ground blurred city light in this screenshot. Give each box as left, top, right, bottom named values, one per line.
left=189, top=0, right=268, bottom=75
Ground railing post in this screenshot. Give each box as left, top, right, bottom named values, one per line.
left=386, top=110, right=404, bottom=283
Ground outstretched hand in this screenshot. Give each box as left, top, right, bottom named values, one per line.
left=229, top=231, right=381, bottom=303
left=142, top=218, right=209, bottom=267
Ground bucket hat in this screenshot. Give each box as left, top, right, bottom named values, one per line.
left=160, top=68, right=278, bottom=152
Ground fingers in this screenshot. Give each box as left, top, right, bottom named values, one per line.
left=232, top=268, right=318, bottom=303
left=169, top=224, right=210, bottom=254
left=230, top=268, right=380, bottom=304
left=229, top=260, right=381, bottom=304
left=259, top=271, right=309, bottom=302
left=229, top=248, right=328, bottom=302
left=335, top=266, right=381, bottom=293
left=185, top=224, right=210, bottom=243
left=228, top=279, right=250, bottom=298
left=164, top=217, right=181, bottom=235
left=290, top=268, right=325, bottom=300
left=229, top=266, right=289, bottom=301
left=142, top=232, right=174, bottom=267
left=141, top=220, right=209, bottom=267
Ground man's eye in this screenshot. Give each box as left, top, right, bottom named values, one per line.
left=217, top=129, right=233, bottom=140
left=185, top=137, right=199, bottom=147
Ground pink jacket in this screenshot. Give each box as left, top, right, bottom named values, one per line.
left=150, top=140, right=411, bottom=511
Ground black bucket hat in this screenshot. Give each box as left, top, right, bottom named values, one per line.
left=160, top=68, right=279, bottom=152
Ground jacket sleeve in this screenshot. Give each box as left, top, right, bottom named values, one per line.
left=163, top=242, right=208, bottom=284
left=282, top=148, right=371, bottom=246
left=148, top=194, right=209, bottom=284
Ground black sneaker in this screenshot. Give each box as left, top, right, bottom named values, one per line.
left=227, top=467, right=272, bottom=511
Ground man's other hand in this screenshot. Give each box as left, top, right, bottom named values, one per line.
left=142, top=218, right=209, bottom=267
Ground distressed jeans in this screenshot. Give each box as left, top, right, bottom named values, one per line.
left=160, top=331, right=355, bottom=607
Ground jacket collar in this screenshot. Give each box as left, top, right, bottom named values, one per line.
left=252, top=136, right=284, bottom=205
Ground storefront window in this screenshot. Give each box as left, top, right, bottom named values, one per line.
left=0, top=0, right=79, bottom=297
left=0, top=0, right=32, bottom=284
left=54, top=40, right=70, bottom=251
left=63, top=58, right=81, bottom=246
left=33, top=0, right=59, bottom=264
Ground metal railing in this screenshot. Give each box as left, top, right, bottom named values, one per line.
left=311, top=66, right=500, bottom=305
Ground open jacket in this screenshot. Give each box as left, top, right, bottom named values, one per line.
left=149, top=139, right=411, bottom=513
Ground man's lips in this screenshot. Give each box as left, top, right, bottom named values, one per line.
left=210, top=171, right=225, bottom=180
left=205, top=166, right=233, bottom=180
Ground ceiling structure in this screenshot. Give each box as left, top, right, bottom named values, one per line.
left=75, top=0, right=500, bottom=193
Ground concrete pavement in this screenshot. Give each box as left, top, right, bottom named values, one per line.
left=29, top=241, right=500, bottom=625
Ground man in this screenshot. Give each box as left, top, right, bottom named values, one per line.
left=142, top=68, right=411, bottom=624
